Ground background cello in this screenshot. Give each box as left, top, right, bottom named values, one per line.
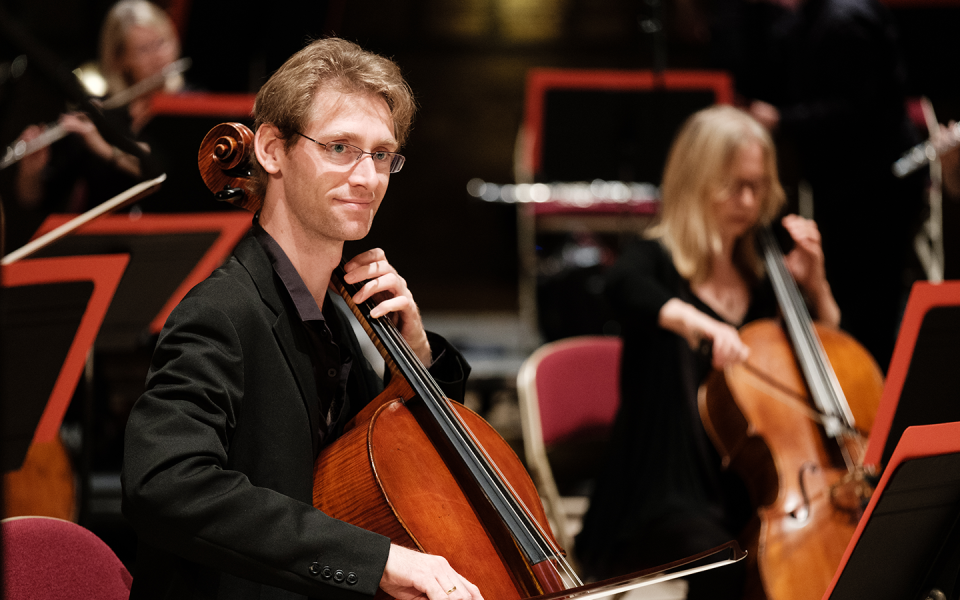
left=700, top=226, right=885, bottom=600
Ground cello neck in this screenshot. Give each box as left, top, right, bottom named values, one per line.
left=758, top=227, right=857, bottom=441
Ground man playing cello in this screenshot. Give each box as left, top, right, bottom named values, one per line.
left=122, top=37, right=483, bottom=600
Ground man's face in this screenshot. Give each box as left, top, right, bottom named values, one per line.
left=277, top=88, right=396, bottom=245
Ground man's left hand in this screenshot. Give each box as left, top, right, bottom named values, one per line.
left=343, top=248, right=433, bottom=365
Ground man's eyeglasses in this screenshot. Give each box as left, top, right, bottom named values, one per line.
left=295, top=132, right=405, bottom=174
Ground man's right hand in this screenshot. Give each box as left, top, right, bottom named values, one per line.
left=379, top=544, right=484, bottom=600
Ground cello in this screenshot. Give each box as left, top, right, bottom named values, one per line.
left=197, top=122, right=745, bottom=599
left=700, top=226, right=885, bottom=600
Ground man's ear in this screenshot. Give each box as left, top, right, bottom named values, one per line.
left=254, top=124, right=284, bottom=175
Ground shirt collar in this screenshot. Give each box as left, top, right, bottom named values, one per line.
left=252, top=217, right=324, bottom=323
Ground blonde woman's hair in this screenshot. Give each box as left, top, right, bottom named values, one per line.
left=99, top=0, right=181, bottom=95
left=249, top=37, right=416, bottom=203
left=651, top=105, right=785, bottom=284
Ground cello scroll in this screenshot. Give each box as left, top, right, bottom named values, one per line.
left=197, top=122, right=260, bottom=212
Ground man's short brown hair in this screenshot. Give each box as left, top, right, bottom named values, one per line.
left=248, top=37, right=416, bottom=203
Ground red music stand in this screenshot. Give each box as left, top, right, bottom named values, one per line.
left=516, top=69, right=733, bottom=342
left=24, top=211, right=250, bottom=523
left=30, top=211, right=252, bottom=350
left=2, top=254, right=128, bottom=471
left=864, top=280, right=960, bottom=470
left=522, top=68, right=734, bottom=184
left=824, top=420, right=960, bottom=600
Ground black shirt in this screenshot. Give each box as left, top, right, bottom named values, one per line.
left=252, top=220, right=352, bottom=447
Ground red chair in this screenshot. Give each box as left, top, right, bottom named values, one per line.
left=516, top=335, right=622, bottom=554
left=2, top=516, right=132, bottom=599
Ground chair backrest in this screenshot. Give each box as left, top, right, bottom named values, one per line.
left=516, top=335, right=622, bottom=552
left=2, top=516, right=132, bottom=600
left=518, top=335, right=622, bottom=447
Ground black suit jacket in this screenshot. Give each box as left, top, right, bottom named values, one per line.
left=122, top=235, right=470, bottom=600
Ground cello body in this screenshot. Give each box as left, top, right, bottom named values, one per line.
left=700, top=318, right=884, bottom=600
left=3, top=439, right=76, bottom=520
left=313, top=376, right=563, bottom=600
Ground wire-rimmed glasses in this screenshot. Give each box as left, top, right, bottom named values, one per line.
left=295, top=132, right=405, bottom=174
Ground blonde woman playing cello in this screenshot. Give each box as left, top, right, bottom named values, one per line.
left=575, top=105, right=839, bottom=600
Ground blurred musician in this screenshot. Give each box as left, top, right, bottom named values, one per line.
left=575, top=105, right=839, bottom=600
left=14, top=0, right=182, bottom=212
left=735, top=0, right=923, bottom=370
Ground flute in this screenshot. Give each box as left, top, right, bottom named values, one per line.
left=892, top=120, right=960, bottom=178
left=0, top=57, right=190, bottom=170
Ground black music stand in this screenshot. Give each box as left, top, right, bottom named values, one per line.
left=1, top=255, right=128, bottom=473
left=25, top=212, right=251, bottom=526
left=864, top=280, right=960, bottom=470
left=30, top=212, right=252, bottom=351
left=137, top=92, right=256, bottom=214
left=524, top=69, right=733, bottom=185
left=824, top=420, right=960, bottom=600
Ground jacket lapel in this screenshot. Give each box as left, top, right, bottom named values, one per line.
left=234, top=237, right=322, bottom=455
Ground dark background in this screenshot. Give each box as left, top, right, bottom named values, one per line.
left=2, top=0, right=956, bottom=313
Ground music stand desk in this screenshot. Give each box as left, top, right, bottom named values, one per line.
left=865, top=280, right=960, bottom=469
left=825, top=420, right=960, bottom=600
left=31, top=212, right=251, bottom=351
left=2, top=255, right=128, bottom=471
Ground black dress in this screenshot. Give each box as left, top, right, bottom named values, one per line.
left=575, top=238, right=775, bottom=600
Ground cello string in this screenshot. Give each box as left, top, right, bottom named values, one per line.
left=759, top=228, right=860, bottom=470
left=760, top=229, right=826, bottom=402
left=760, top=228, right=853, bottom=432
left=374, top=318, right=579, bottom=580
left=386, top=325, right=581, bottom=582
left=375, top=315, right=576, bottom=572
left=767, top=229, right=851, bottom=428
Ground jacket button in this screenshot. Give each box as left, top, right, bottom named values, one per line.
left=346, top=572, right=358, bottom=585
left=308, top=562, right=321, bottom=576
left=320, top=566, right=333, bottom=579
left=333, top=569, right=345, bottom=583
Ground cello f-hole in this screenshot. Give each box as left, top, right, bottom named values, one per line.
left=788, top=463, right=816, bottom=523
